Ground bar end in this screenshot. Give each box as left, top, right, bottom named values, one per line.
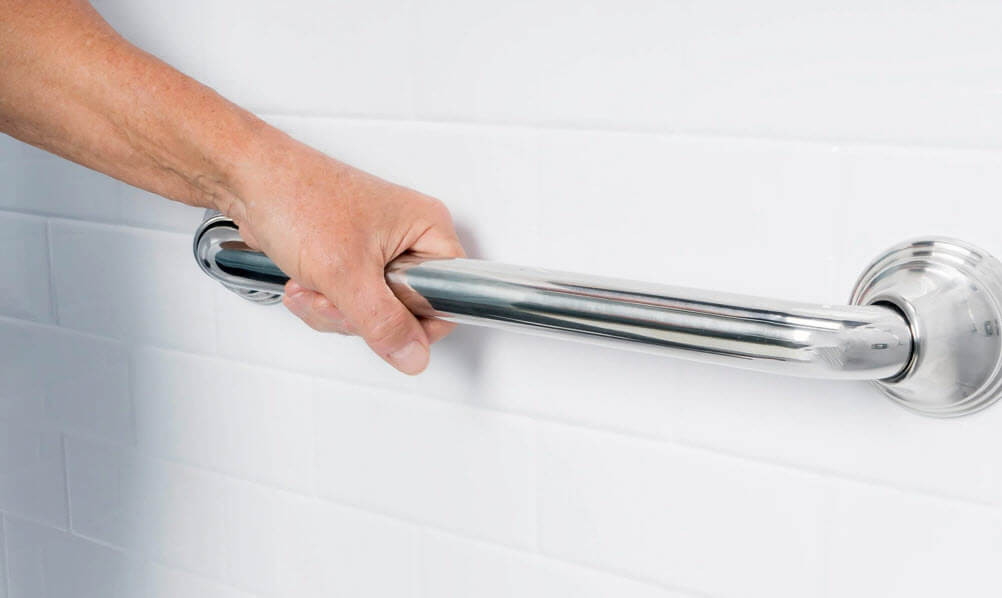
left=851, top=237, right=1002, bottom=417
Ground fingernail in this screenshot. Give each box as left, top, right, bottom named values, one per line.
left=388, top=341, right=428, bottom=375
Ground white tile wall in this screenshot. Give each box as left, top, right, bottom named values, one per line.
left=477, top=331, right=1002, bottom=504
left=132, top=347, right=314, bottom=492
left=0, top=213, right=52, bottom=323
left=90, top=0, right=209, bottom=84
left=537, top=424, right=827, bottom=597
left=312, top=383, right=537, bottom=548
left=65, top=438, right=230, bottom=582
left=0, top=422, right=67, bottom=529
left=268, top=496, right=421, bottom=598
left=4, top=516, right=255, bottom=598
left=64, top=436, right=422, bottom=596
left=0, top=518, right=7, bottom=598
left=531, top=131, right=843, bottom=300
left=48, top=220, right=217, bottom=352
left=3, top=1, right=1002, bottom=597
left=0, top=154, right=123, bottom=222
left=0, top=319, right=132, bottom=443
left=0, top=134, right=205, bottom=233
left=826, top=484, right=1002, bottom=598
left=421, top=530, right=692, bottom=598
left=201, top=0, right=415, bottom=117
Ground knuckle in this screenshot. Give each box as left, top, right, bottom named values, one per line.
left=427, top=198, right=453, bottom=222
left=365, top=305, right=411, bottom=345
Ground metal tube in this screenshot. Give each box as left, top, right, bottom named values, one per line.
left=195, top=212, right=912, bottom=380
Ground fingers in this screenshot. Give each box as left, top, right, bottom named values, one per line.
left=283, top=281, right=353, bottom=335
left=331, top=269, right=432, bottom=375
left=285, top=278, right=452, bottom=352
left=288, top=274, right=434, bottom=375
left=421, top=318, right=456, bottom=345
left=281, top=205, right=465, bottom=376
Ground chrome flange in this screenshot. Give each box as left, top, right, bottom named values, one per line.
left=851, top=238, right=1002, bottom=417
left=193, top=209, right=285, bottom=305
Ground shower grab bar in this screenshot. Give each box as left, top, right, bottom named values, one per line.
left=194, top=210, right=1002, bottom=417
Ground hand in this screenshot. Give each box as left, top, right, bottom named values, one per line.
left=220, top=130, right=465, bottom=375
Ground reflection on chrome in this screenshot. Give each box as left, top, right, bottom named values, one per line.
left=195, top=210, right=1002, bottom=417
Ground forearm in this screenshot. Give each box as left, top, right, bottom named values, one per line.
left=0, top=0, right=464, bottom=375
left=0, top=0, right=270, bottom=211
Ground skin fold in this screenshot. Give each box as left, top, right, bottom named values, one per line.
left=0, top=0, right=465, bottom=374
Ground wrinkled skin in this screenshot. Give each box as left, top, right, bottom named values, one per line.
left=226, top=134, right=465, bottom=374
left=0, top=0, right=464, bottom=374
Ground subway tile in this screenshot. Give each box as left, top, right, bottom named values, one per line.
left=671, top=1, right=1002, bottom=146
left=42, top=325, right=132, bottom=442
left=533, top=130, right=843, bottom=302
left=270, top=497, right=421, bottom=598
left=65, top=437, right=229, bottom=581
left=412, top=0, right=1002, bottom=147
left=90, top=0, right=210, bottom=83
left=201, top=0, right=414, bottom=117
left=132, top=347, right=314, bottom=492
left=0, top=422, right=67, bottom=528
left=0, top=319, right=132, bottom=442
left=411, top=0, right=688, bottom=128
left=49, top=220, right=216, bottom=353
left=827, top=483, right=1002, bottom=598
left=0, top=141, right=204, bottom=233
left=0, top=212, right=52, bottom=322
left=0, top=157, right=122, bottom=222
left=477, top=329, right=1002, bottom=505
left=116, top=188, right=206, bottom=234
left=537, top=424, right=826, bottom=598
left=0, top=518, right=6, bottom=598
left=840, top=147, right=1002, bottom=287
left=217, top=485, right=421, bottom=596
left=0, top=133, right=29, bottom=161
left=312, top=383, right=536, bottom=547
left=4, top=516, right=254, bottom=598
left=421, top=530, right=694, bottom=598
left=0, top=321, right=47, bottom=423
left=215, top=284, right=488, bottom=403
left=65, top=436, right=420, bottom=596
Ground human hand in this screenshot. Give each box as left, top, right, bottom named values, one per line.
left=219, top=130, right=464, bottom=375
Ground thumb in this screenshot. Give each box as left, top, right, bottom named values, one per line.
left=333, top=268, right=431, bottom=375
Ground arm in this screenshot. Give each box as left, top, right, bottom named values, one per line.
left=0, top=0, right=463, bottom=374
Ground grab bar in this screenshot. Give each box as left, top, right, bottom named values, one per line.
left=194, top=210, right=1002, bottom=417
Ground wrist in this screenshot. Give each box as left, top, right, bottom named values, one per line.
left=209, top=115, right=301, bottom=219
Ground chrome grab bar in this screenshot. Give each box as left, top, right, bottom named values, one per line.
left=194, top=210, right=1002, bottom=417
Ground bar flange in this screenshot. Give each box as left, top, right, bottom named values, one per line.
left=851, top=238, right=1002, bottom=417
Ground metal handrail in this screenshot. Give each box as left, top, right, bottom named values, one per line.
left=194, top=210, right=1002, bottom=417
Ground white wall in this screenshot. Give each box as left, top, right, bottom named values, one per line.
left=2, top=1, right=1002, bottom=596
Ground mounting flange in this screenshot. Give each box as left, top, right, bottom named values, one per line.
left=851, top=238, right=1002, bottom=417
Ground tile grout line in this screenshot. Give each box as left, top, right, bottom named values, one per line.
left=421, top=516, right=713, bottom=598
left=56, top=329, right=1002, bottom=513
left=55, top=427, right=987, bottom=598
left=0, top=206, right=193, bottom=237
left=1, top=512, right=263, bottom=598
left=1, top=515, right=10, bottom=598
left=530, top=423, right=543, bottom=554
left=43, top=219, right=59, bottom=326
left=254, top=111, right=1002, bottom=156
left=59, top=434, right=73, bottom=534
left=2, top=307, right=997, bottom=514
left=61, top=429, right=703, bottom=596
